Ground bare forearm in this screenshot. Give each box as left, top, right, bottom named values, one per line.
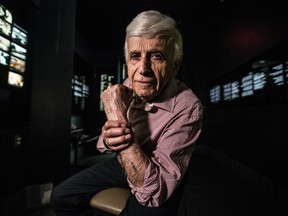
left=100, top=84, right=149, bottom=186
left=119, top=141, right=149, bottom=187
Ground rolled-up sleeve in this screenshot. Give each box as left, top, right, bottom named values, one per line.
left=128, top=100, right=203, bottom=207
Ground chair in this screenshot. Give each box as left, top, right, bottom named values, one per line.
left=89, top=161, right=191, bottom=216
left=90, top=187, right=130, bottom=216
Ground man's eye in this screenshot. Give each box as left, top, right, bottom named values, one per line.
left=130, top=54, right=140, bottom=60
left=151, top=53, right=164, bottom=61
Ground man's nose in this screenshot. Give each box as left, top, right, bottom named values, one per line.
left=138, top=57, right=151, bottom=75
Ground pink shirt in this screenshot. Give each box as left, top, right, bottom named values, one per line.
left=97, top=78, right=203, bottom=207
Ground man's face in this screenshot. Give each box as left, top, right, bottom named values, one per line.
left=127, top=36, right=177, bottom=101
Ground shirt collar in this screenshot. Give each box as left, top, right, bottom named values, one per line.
left=151, top=78, right=177, bottom=113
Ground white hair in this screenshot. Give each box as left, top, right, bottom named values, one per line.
left=124, top=10, right=183, bottom=63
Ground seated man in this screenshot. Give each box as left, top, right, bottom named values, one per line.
left=51, top=10, right=203, bottom=216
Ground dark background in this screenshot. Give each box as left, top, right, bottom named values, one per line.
left=0, top=0, right=287, bottom=212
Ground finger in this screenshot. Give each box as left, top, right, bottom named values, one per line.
left=109, top=143, right=130, bottom=151
left=103, top=120, right=131, bottom=131
left=105, top=135, right=131, bottom=149
left=104, top=127, right=132, bottom=140
left=105, top=130, right=132, bottom=143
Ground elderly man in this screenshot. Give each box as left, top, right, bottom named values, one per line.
left=51, top=10, right=203, bottom=216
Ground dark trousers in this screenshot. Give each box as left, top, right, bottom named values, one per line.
left=50, top=155, right=185, bottom=216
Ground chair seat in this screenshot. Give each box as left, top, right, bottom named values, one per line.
left=90, top=187, right=130, bottom=215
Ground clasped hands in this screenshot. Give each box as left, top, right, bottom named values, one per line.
left=100, top=84, right=134, bottom=151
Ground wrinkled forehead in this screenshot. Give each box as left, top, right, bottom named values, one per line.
left=127, top=36, right=174, bottom=55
